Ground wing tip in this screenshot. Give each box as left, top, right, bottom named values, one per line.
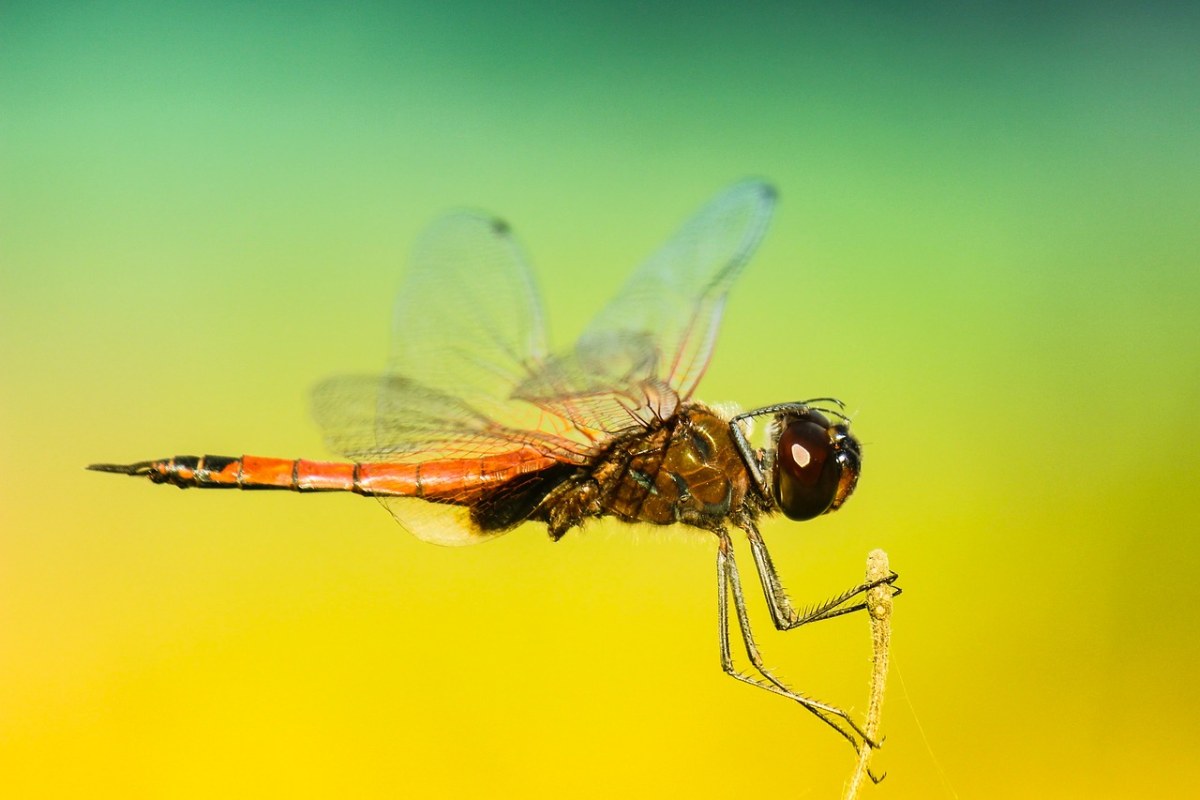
left=716, top=178, right=778, bottom=214
left=741, top=178, right=778, bottom=203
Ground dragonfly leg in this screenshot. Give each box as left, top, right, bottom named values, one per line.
left=738, top=520, right=900, bottom=632
left=540, top=478, right=602, bottom=540
left=716, top=531, right=878, bottom=753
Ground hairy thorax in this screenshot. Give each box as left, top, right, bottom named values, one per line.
left=592, top=404, right=753, bottom=528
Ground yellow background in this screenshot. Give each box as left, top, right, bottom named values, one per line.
left=3, top=3, right=1197, bottom=797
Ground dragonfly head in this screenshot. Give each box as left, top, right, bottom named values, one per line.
left=769, top=409, right=861, bottom=521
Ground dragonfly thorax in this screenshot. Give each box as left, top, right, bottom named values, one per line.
left=581, top=405, right=754, bottom=531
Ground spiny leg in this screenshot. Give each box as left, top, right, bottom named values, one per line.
left=739, top=520, right=899, bottom=632
left=716, top=532, right=875, bottom=753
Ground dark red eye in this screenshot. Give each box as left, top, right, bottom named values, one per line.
left=773, top=419, right=842, bottom=521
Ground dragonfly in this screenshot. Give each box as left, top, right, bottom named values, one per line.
left=90, top=180, right=898, bottom=752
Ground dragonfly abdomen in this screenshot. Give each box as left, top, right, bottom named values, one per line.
left=87, top=448, right=563, bottom=502
left=88, top=454, right=365, bottom=491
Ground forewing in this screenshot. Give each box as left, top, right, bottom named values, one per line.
left=312, top=213, right=591, bottom=545
left=390, top=212, right=548, bottom=422
left=517, top=180, right=776, bottom=430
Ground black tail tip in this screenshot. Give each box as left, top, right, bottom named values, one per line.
left=87, top=461, right=155, bottom=476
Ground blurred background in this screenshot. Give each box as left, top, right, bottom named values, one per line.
left=3, top=2, right=1197, bottom=797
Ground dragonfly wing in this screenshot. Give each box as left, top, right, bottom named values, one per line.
left=313, top=212, right=597, bottom=545
left=313, top=184, right=774, bottom=541
left=390, top=212, right=549, bottom=423
left=313, top=375, right=591, bottom=545
left=582, top=180, right=776, bottom=398
left=374, top=501, right=495, bottom=546
left=517, top=180, right=776, bottom=431
left=514, top=331, right=681, bottom=432
left=312, top=375, right=592, bottom=463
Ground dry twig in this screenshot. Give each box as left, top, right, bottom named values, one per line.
left=843, top=549, right=894, bottom=800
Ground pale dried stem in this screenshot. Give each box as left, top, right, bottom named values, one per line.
left=843, top=549, right=894, bottom=800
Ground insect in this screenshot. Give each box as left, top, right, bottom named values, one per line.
left=90, top=181, right=898, bottom=751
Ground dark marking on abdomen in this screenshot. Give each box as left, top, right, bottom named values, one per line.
left=200, top=454, right=238, bottom=473
left=471, top=463, right=577, bottom=531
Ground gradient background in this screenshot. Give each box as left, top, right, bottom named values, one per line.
left=3, top=3, right=1198, bottom=798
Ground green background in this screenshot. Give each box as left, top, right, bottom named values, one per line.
left=3, top=2, right=1197, bottom=797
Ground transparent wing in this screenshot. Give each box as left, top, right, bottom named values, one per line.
left=312, top=375, right=591, bottom=464
left=582, top=179, right=776, bottom=396
left=313, top=184, right=775, bottom=543
left=313, top=214, right=594, bottom=545
left=390, top=213, right=547, bottom=421
left=313, top=375, right=589, bottom=547
left=517, top=180, right=776, bottom=429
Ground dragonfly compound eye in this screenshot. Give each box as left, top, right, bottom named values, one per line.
left=773, top=418, right=844, bottom=521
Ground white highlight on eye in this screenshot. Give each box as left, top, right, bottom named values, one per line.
left=790, top=442, right=811, bottom=468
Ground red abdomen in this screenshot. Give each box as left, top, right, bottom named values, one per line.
left=89, top=448, right=561, bottom=505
